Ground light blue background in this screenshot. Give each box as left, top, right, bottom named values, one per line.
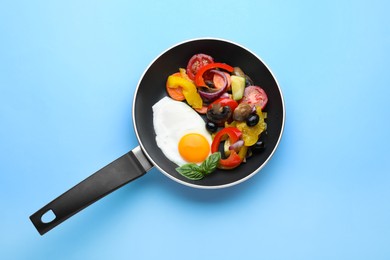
left=1, top=0, right=389, bottom=259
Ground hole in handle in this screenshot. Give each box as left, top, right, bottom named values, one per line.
left=41, top=209, right=56, bottom=223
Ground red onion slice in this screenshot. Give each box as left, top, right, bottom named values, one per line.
left=229, top=140, right=244, bottom=151
left=198, top=70, right=228, bottom=103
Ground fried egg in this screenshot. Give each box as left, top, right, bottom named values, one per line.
left=153, top=97, right=212, bottom=166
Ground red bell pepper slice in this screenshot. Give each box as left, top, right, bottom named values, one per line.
left=208, top=97, right=238, bottom=112
left=195, top=63, right=234, bottom=87
left=219, top=150, right=242, bottom=170
left=211, top=127, right=243, bottom=169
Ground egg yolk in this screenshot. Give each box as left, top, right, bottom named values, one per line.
left=178, top=133, right=210, bottom=163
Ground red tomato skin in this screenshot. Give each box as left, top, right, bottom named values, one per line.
left=208, top=98, right=238, bottom=112
left=186, top=54, right=214, bottom=80
left=241, top=86, right=268, bottom=109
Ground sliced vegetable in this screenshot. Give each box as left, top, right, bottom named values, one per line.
left=236, top=106, right=267, bottom=146
left=241, top=86, right=268, bottom=109
left=218, top=150, right=242, bottom=170
left=206, top=92, right=238, bottom=125
left=198, top=88, right=226, bottom=103
left=213, top=72, right=231, bottom=90
left=233, top=67, right=246, bottom=77
left=166, top=72, right=185, bottom=101
left=233, top=103, right=252, bottom=121
left=231, top=75, right=246, bottom=100
left=186, top=54, right=214, bottom=80
left=198, top=70, right=229, bottom=103
left=211, top=127, right=241, bottom=152
left=238, top=146, right=248, bottom=161
left=211, top=127, right=243, bottom=169
left=195, top=63, right=234, bottom=87
left=224, top=138, right=248, bottom=161
left=164, top=53, right=270, bottom=176
left=206, top=104, right=232, bottom=126
left=208, top=97, right=238, bottom=112
left=167, top=75, right=203, bottom=108
left=229, top=140, right=244, bottom=151
left=179, top=68, right=192, bottom=81
left=232, top=67, right=254, bottom=87
left=194, top=105, right=208, bottom=114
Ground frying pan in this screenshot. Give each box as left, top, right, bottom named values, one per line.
left=30, top=38, right=285, bottom=235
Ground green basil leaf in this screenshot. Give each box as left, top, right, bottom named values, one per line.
left=176, top=163, right=204, bottom=180
left=200, top=152, right=221, bottom=175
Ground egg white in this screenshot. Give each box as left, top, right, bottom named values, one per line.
left=153, top=97, right=212, bottom=166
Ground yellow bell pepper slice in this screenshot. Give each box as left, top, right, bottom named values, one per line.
left=236, top=106, right=267, bottom=146
left=167, top=75, right=203, bottom=109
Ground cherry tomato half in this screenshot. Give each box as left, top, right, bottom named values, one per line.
left=186, top=54, right=214, bottom=80
left=241, top=86, right=268, bottom=109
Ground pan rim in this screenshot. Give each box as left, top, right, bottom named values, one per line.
left=132, top=37, right=286, bottom=189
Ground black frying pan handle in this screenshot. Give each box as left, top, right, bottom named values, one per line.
left=29, top=146, right=153, bottom=235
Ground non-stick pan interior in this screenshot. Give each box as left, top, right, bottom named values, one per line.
left=133, top=38, right=284, bottom=188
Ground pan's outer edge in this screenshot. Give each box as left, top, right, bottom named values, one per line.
left=132, top=37, right=286, bottom=189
